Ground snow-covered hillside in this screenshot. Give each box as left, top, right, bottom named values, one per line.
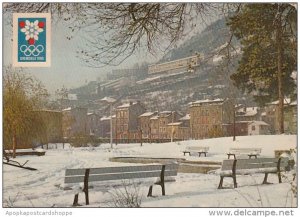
left=3, top=135, right=297, bottom=207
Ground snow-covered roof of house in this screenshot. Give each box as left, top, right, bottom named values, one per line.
left=62, top=107, right=72, bottom=111
left=179, top=114, right=190, bottom=121
left=159, top=111, right=173, bottom=117
left=100, top=96, right=116, bottom=103
left=235, top=104, right=243, bottom=108
left=100, top=116, right=111, bottom=121
left=189, top=98, right=224, bottom=106
left=160, top=111, right=172, bottom=114
left=268, top=98, right=297, bottom=106
left=117, top=102, right=138, bottom=108
left=139, top=112, right=155, bottom=117
left=237, top=107, right=259, bottom=117
left=150, top=115, right=159, bottom=120
left=167, top=122, right=182, bottom=126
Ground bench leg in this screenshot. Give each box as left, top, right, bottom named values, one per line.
left=147, top=185, right=153, bottom=197
left=199, top=152, right=201, bottom=157
left=278, top=172, right=282, bottom=183
left=147, top=183, right=166, bottom=197
left=83, top=188, right=89, bottom=205
left=233, top=176, right=237, bottom=188
left=204, top=152, right=207, bottom=157
left=263, top=173, right=269, bottom=184
left=73, top=194, right=80, bottom=206
left=160, top=182, right=165, bottom=196
left=83, top=169, right=90, bottom=205
left=218, top=176, right=224, bottom=189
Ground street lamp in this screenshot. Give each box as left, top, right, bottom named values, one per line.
left=101, top=97, right=116, bottom=148
left=171, top=111, right=174, bottom=143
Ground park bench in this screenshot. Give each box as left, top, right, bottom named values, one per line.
left=217, top=157, right=289, bottom=189
left=63, top=163, right=179, bottom=206
left=183, top=146, right=209, bottom=157
left=227, top=148, right=262, bottom=159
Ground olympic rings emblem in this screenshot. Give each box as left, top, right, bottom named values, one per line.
left=20, top=45, right=44, bottom=57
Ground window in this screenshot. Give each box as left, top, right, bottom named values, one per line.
left=252, top=126, right=256, bottom=131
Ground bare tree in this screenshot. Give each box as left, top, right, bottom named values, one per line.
left=4, top=3, right=217, bottom=66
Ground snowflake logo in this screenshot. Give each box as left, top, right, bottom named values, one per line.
left=19, top=20, right=44, bottom=45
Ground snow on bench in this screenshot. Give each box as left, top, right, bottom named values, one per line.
left=227, top=147, right=262, bottom=159
left=63, top=163, right=179, bottom=206
left=183, top=146, right=209, bottom=157
left=4, top=149, right=46, bottom=157
left=217, top=157, right=289, bottom=189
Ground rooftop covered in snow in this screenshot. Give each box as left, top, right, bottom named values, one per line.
left=139, top=112, right=156, bottom=117
left=189, top=98, right=225, bottom=106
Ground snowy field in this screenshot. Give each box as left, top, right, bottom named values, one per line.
left=2, top=135, right=297, bottom=208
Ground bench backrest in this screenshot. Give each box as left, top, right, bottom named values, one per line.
left=186, top=146, right=209, bottom=151
left=221, top=157, right=289, bottom=171
left=64, top=164, right=178, bottom=184
left=229, top=148, right=262, bottom=154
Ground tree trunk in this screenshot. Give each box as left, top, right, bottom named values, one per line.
left=233, top=110, right=236, bottom=141
left=276, top=6, right=285, bottom=134
left=12, top=130, right=17, bottom=158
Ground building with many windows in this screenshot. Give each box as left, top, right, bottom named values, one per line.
left=115, top=101, right=146, bottom=140
left=62, top=107, right=88, bottom=138
left=189, top=99, right=234, bottom=139
left=148, top=54, right=202, bottom=75
left=139, top=111, right=158, bottom=139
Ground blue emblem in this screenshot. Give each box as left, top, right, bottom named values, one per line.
left=18, top=18, right=46, bottom=62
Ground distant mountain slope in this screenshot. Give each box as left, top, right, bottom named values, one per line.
left=68, top=17, right=246, bottom=113
left=161, top=18, right=237, bottom=62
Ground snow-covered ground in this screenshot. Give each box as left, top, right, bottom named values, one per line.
left=2, top=135, right=297, bottom=208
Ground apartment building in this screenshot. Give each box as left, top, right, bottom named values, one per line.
left=189, top=99, right=234, bottom=139
left=139, top=111, right=157, bottom=139
left=62, top=107, right=88, bottom=138
left=115, top=101, right=146, bottom=139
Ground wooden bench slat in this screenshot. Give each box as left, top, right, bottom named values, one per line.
left=228, top=148, right=262, bottom=154
left=218, top=157, right=289, bottom=189
left=221, top=158, right=289, bottom=171
left=66, top=164, right=178, bottom=176
left=65, top=170, right=178, bottom=184
left=186, top=146, right=209, bottom=151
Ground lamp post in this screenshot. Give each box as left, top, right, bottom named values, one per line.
left=101, top=97, right=116, bottom=149
left=171, top=111, right=174, bottom=143
left=109, top=103, right=113, bottom=147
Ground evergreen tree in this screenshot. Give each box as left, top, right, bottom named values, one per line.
left=227, top=3, right=297, bottom=133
